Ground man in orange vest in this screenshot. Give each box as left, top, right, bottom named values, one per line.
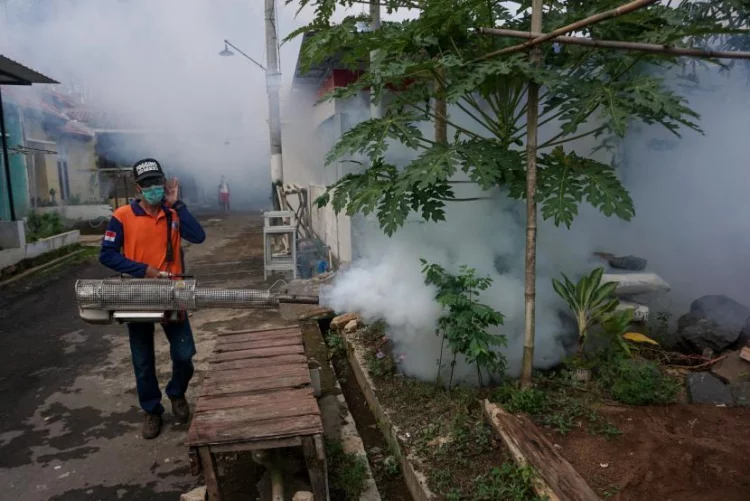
left=100, top=158, right=206, bottom=439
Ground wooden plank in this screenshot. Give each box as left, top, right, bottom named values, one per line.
left=199, top=374, right=311, bottom=398
left=215, top=337, right=302, bottom=353
left=204, top=364, right=309, bottom=383
left=217, top=326, right=299, bottom=337
left=303, top=435, right=330, bottom=501
left=209, top=436, right=302, bottom=454
left=211, top=345, right=305, bottom=362
left=196, top=387, right=314, bottom=412
left=185, top=414, right=323, bottom=446
left=214, top=330, right=301, bottom=345
left=482, top=400, right=600, bottom=501
left=740, top=346, right=750, bottom=363
left=193, top=396, right=319, bottom=425
left=198, top=447, right=223, bottom=501
left=208, top=354, right=307, bottom=372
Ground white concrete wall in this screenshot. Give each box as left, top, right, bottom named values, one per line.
left=0, top=221, right=25, bottom=249
left=25, top=230, right=81, bottom=259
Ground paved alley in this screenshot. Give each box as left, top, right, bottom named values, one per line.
left=0, top=214, right=291, bottom=501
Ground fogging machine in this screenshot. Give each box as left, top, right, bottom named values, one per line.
left=75, top=278, right=320, bottom=325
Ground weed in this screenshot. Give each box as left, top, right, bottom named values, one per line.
left=587, top=410, right=622, bottom=439
left=600, top=358, right=680, bottom=405
left=366, top=352, right=396, bottom=380
left=383, top=455, right=400, bottom=478
left=325, top=330, right=346, bottom=359
left=494, top=384, right=550, bottom=415
left=602, top=485, right=621, bottom=498
left=475, top=462, right=548, bottom=501
left=325, top=439, right=369, bottom=501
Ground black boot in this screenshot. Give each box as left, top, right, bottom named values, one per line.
left=142, top=413, right=162, bottom=440
left=170, top=396, right=191, bottom=422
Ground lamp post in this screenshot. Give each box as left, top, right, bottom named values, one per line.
left=220, top=25, right=284, bottom=210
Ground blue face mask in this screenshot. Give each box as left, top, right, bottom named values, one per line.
left=141, top=186, right=164, bottom=205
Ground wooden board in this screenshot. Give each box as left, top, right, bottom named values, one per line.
left=483, top=400, right=600, bottom=501
left=208, top=354, right=307, bottom=372
left=187, top=324, right=323, bottom=449
left=217, top=326, right=300, bottom=338
left=197, top=388, right=314, bottom=412
left=203, top=364, right=308, bottom=383
left=215, top=330, right=302, bottom=344
left=200, top=375, right=310, bottom=398
left=211, top=345, right=305, bottom=362
left=215, top=337, right=302, bottom=353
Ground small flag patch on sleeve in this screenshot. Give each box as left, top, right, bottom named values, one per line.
left=104, top=230, right=116, bottom=242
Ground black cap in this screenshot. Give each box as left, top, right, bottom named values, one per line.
left=132, top=158, right=164, bottom=184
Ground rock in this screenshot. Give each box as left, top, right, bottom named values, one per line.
left=676, top=314, right=740, bottom=354
left=344, top=319, right=359, bottom=333
left=292, top=492, right=314, bottom=501
left=331, top=313, right=358, bottom=331
left=676, top=295, right=750, bottom=353
left=736, top=317, right=750, bottom=349
left=710, top=350, right=750, bottom=385
left=602, top=273, right=670, bottom=296
left=730, top=382, right=750, bottom=408
left=685, top=372, right=733, bottom=405
left=690, top=295, right=750, bottom=333
left=180, top=486, right=207, bottom=501
left=609, top=255, right=648, bottom=271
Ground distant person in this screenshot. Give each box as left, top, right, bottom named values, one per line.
left=218, top=175, right=230, bottom=213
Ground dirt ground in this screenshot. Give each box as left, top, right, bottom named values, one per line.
left=0, top=213, right=294, bottom=501
left=548, top=403, right=750, bottom=501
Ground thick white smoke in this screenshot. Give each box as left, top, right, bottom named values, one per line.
left=321, top=61, right=750, bottom=381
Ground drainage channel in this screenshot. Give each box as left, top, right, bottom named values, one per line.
left=317, top=318, right=413, bottom=501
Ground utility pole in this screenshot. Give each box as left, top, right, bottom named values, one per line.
left=521, top=0, right=543, bottom=387
left=369, top=1, right=382, bottom=119
left=265, top=0, right=284, bottom=210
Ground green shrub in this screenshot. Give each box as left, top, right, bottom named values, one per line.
left=493, top=384, right=550, bottom=415
left=326, top=439, right=368, bottom=501
left=26, top=212, right=65, bottom=243
left=600, top=358, right=680, bottom=405
left=475, top=463, right=548, bottom=501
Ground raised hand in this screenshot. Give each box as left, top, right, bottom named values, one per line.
left=165, top=177, right=179, bottom=205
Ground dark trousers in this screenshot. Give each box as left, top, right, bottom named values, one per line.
left=127, top=318, right=196, bottom=415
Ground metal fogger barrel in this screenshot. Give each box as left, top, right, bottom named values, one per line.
left=75, top=279, right=319, bottom=325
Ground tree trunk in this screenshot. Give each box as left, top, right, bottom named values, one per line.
left=521, top=0, right=544, bottom=388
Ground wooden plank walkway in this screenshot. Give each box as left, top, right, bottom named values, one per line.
left=186, top=325, right=328, bottom=501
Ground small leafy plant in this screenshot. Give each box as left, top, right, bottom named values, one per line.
left=599, top=358, right=680, bottom=405
left=422, top=260, right=506, bottom=387
left=552, top=267, right=618, bottom=355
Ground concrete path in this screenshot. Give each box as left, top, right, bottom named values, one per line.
left=0, top=214, right=286, bottom=501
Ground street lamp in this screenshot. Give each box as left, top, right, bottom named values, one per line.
left=218, top=40, right=266, bottom=71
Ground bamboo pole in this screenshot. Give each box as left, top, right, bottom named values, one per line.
left=482, top=0, right=658, bottom=59
left=521, top=0, right=543, bottom=388
left=479, top=27, right=750, bottom=60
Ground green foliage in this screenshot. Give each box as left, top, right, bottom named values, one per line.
left=552, top=267, right=619, bottom=354
left=288, top=0, right=745, bottom=235
left=25, top=212, right=65, bottom=243
left=366, top=351, right=396, bottom=379
left=599, top=358, right=680, bottom=405
left=475, top=463, right=549, bottom=501
left=422, top=260, right=506, bottom=386
left=493, top=385, right=550, bottom=415
left=325, top=329, right=346, bottom=359
left=326, top=439, right=369, bottom=501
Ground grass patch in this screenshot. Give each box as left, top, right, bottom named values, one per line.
left=599, top=358, right=680, bottom=406
left=326, top=439, right=369, bottom=501
left=475, top=463, right=549, bottom=501
left=25, top=212, right=71, bottom=243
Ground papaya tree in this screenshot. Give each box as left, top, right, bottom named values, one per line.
left=286, top=0, right=744, bottom=380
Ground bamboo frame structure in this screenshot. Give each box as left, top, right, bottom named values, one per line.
left=479, top=27, right=750, bottom=60
left=482, top=0, right=659, bottom=59
left=479, top=0, right=750, bottom=386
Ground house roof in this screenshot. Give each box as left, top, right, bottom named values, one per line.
left=0, top=54, right=58, bottom=85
